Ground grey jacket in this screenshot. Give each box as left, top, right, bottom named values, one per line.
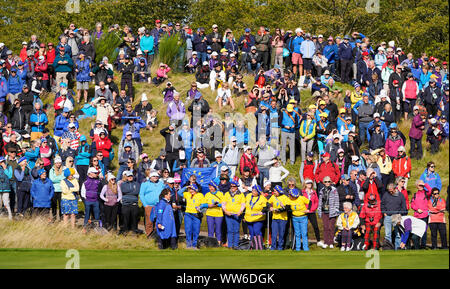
left=357, top=103, right=375, bottom=123
left=317, top=186, right=340, bottom=218
left=222, top=145, right=240, bottom=166
left=255, top=144, right=276, bottom=167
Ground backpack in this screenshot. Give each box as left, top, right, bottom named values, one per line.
left=197, top=236, right=220, bottom=248
left=237, top=238, right=251, bottom=250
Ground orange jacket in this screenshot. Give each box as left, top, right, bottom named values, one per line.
left=392, top=156, right=411, bottom=178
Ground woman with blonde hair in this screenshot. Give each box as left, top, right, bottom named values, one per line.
left=64, top=156, right=79, bottom=179
left=60, top=168, right=80, bottom=228
left=100, top=173, right=122, bottom=230
left=49, top=155, right=65, bottom=220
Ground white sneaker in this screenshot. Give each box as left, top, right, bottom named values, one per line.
left=346, top=247, right=351, bottom=251
left=322, top=244, right=328, bottom=249
left=317, top=241, right=324, bottom=247
left=340, top=246, right=345, bottom=251
left=329, top=245, right=334, bottom=249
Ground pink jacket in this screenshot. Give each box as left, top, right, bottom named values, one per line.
left=156, top=67, right=171, bottom=78
left=301, top=189, right=319, bottom=213
left=410, top=183, right=432, bottom=219
left=385, top=136, right=404, bottom=158
left=428, top=197, right=446, bottom=223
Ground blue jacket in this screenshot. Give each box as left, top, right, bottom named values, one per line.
left=0, top=167, right=11, bottom=192
left=338, top=42, right=353, bottom=60
left=53, top=54, right=73, bottom=73
left=29, top=110, right=48, bottom=132
left=419, top=71, right=431, bottom=91
left=122, top=119, right=146, bottom=140
left=238, top=35, right=255, bottom=53
left=30, top=178, right=55, bottom=208
left=269, top=107, right=279, bottom=128
left=347, top=163, right=367, bottom=176
left=291, top=36, right=304, bottom=54
left=0, top=77, right=7, bottom=102
left=367, top=120, right=388, bottom=142
left=279, top=110, right=300, bottom=133
left=7, top=74, right=22, bottom=94
left=155, top=198, right=177, bottom=239
left=232, top=126, right=249, bottom=145
left=420, top=169, right=442, bottom=191
left=75, top=143, right=91, bottom=166
left=25, top=147, right=40, bottom=169
left=75, top=59, right=92, bottom=82
left=323, top=44, right=338, bottom=63
left=54, top=114, right=69, bottom=137
left=178, top=128, right=195, bottom=149
left=315, top=108, right=330, bottom=123
left=139, top=179, right=165, bottom=207
left=193, top=33, right=207, bottom=52
left=140, top=35, right=155, bottom=55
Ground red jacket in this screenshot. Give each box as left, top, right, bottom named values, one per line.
left=315, top=160, right=340, bottom=184
left=20, top=48, right=28, bottom=62
left=47, top=49, right=56, bottom=65
left=392, top=156, right=411, bottom=178
left=397, top=186, right=410, bottom=210
left=239, top=153, right=259, bottom=177
left=95, top=136, right=112, bottom=158
left=360, top=201, right=383, bottom=225
left=301, top=160, right=316, bottom=181
left=35, top=61, right=49, bottom=80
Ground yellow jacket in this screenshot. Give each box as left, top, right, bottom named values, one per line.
left=244, top=194, right=268, bottom=223
left=372, top=149, right=393, bottom=175
left=205, top=191, right=224, bottom=217
left=288, top=196, right=310, bottom=217
left=223, top=191, right=246, bottom=215
left=268, top=194, right=290, bottom=220
left=184, top=192, right=206, bottom=214
left=350, top=91, right=363, bottom=108
left=60, top=178, right=80, bottom=201
left=336, top=211, right=360, bottom=231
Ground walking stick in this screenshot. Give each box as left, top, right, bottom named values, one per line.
left=266, top=210, right=270, bottom=249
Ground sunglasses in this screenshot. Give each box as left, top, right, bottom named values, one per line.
left=324, top=181, right=331, bottom=183
left=93, top=159, right=98, bottom=162
left=68, top=160, right=73, bottom=163
left=430, top=165, right=435, bottom=168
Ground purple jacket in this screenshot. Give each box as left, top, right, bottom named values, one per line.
left=385, top=135, right=404, bottom=158
left=409, top=114, right=425, bottom=139
left=166, top=100, right=186, bottom=121
left=83, top=177, right=100, bottom=203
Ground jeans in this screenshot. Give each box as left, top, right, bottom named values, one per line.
left=384, top=215, right=401, bottom=249
left=207, top=215, right=223, bottom=241
left=258, top=167, right=270, bottom=186
left=197, top=51, right=207, bottom=63
left=271, top=219, right=287, bottom=250
left=359, top=122, right=371, bottom=144
left=185, top=213, right=201, bottom=248
left=84, top=201, right=100, bottom=226
left=292, top=216, right=309, bottom=251
left=247, top=63, right=261, bottom=74
left=225, top=215, right=241, bottom=248
left=247, top=221, right=264, bottom=238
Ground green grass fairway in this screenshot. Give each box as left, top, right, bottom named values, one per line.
left=0, top=248, right=448, bottom=269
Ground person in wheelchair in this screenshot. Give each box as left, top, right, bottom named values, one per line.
left=335, top=202, right=361, bottom=251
